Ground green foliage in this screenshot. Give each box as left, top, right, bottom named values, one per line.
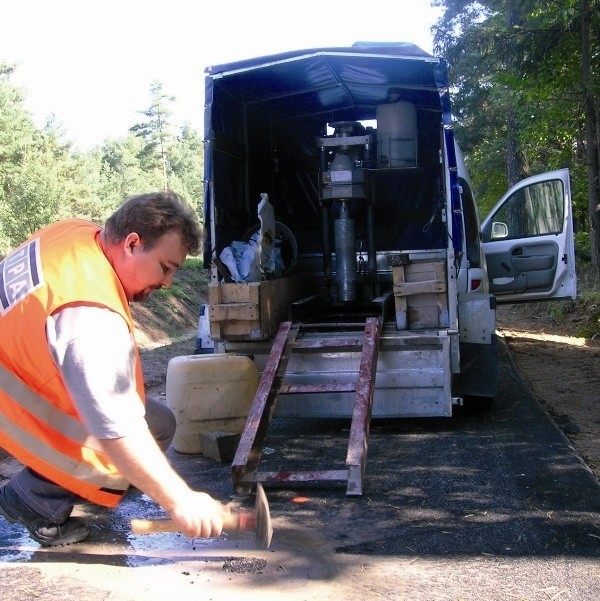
left=546, top=302, right=567, bottom=323
left=182, top=256, right=205, bottom=270
left=169, top=124, right=205, bottom=219
left=153, top=261, right=208, bottom=303
left=0, top=68, right=204, bottom=257
left=434, top=0, right=600, bottom=279
left=129, top=81, right=176, bottom=190
left=574, top=231, right=592, bottom=261
left=570, top=266, right=600, bottom=338
left=529, top=265, right=600, bottom=338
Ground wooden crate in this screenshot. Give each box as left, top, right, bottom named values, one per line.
left=391, top=258, right=449, bottom=330
left=209, top=275, right=308, bottom=341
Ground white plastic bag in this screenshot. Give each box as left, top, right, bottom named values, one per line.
left=257, top=192, right=276, bottom=277
left=218, top=246, right=243, bottom=282
left=218, top=192, right=277, bottom=283
left=231, top=233, right=261, bottom=282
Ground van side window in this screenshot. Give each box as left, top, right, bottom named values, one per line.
left=482, top=178, right=564, bottom=241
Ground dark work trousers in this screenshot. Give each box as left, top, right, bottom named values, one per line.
left=9, top=397, right=176, bottom=522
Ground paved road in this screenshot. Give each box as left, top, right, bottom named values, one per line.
left=1, top=341, right=599, bottom=600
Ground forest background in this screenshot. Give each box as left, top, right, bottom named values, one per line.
left=1, top=0, right=599, bottom=336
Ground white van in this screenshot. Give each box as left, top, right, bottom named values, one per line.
left=200, top=43, right=576, bottom=417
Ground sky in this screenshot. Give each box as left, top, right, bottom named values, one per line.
left=1, top=0, right=443, bottom=150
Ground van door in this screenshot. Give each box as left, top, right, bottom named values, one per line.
left=480, top=168, right=577, bottom=302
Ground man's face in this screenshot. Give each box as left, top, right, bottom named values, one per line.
left=118, top=229, right=188, bottom=302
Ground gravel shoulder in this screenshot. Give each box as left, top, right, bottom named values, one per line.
left=496, top=303, right=600, bottom=483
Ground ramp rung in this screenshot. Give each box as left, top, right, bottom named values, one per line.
left=255, top=469, right=349, bottom=484
left=279, top=383, right=356, bottom=394
left=292, top=338, right=363, bottom=352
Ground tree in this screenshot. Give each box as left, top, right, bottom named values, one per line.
left=580, top=0, right=600, bottom=269
left=433, top=0, right=600, bottom=270
left=0, top=69, right=205, bottom=257
left=0, top=64, right=84, bottom=253
left=97, top=134, right=164, bottom=205
left=129, top=81, right=175, bottom=191
left=0, top=64, right=33, bottom=253
left=433, top=1, right=523, bottom=213
left=168, top=123, right=204, bottom=220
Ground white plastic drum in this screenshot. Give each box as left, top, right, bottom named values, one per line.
left=166, top=354, right=259, bottom=453
left=376, top=101, right=418, bottom=168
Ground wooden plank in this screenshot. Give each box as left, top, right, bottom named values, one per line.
left=405, top=261, right=442, bottom=276
left=391, top=260, right=449, bottom=330
left=248, top=282, right=261, bottom=307
left=220, top=321, right=262, bottom=338
left=406, top=292, right=443, bottom=307
left=208, top=275, right=312, bottom=341
left=208, top=284, right=223, bottom=340
left=208, top=283, right=222, bottom=304
left=434, top=262, right=445, bottom=282
left=217, top=282, right=254, bottom=304
left=408, top=305, right=440, bottom=329
left=393, top=278, right=446, bottom=296
left=210, top=303, right=259, bottom=322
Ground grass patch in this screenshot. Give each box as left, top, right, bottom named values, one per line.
left=131, top=263, right=210, bottom=342
left=182, top=256, right=204, bottom=270
left=545, top=263, right=600, bottom=339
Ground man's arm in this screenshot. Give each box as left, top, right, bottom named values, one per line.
left=100, top=430, right=226, bottom=538
left=47, top=305, right=228, bottom=537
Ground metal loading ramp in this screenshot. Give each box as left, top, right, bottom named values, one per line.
left=231, top=317, right=382, bottom=496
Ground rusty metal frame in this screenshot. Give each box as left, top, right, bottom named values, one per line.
left=231, top=317, right=381, bottom=496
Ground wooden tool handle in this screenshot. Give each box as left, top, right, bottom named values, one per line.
left=131, top=509, right=255, bottom=535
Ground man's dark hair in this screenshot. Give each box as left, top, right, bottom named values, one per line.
left=104, top=191, right=202, bottom=255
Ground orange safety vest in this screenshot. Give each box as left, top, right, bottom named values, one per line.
left=0, top=220, right=146, bottom=507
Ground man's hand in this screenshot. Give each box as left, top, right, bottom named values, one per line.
left=168, top=491, right=228, bottom=538
left=99, top=428, right=230, bottom=538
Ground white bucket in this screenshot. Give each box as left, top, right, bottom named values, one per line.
left=376, top=102, right=417, bottom=168
left=166, top=354, right=259, bottom=453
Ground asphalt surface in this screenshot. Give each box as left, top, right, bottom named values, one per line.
left=1, top=340, right=599, bottom=600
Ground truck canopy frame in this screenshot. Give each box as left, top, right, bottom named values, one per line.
left=203, top=43, right=462, bottom=268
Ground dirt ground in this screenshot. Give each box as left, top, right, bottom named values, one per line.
left=1, top=272, right=599, bottom=600
left=132, top=270, right=600, bottom=487
left=496, top=302, right=600, bottom=483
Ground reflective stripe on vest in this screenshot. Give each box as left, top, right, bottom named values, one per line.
left=0, top=363, right=129, bottom=494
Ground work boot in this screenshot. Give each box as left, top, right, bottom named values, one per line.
left=0, top=482, right=90, bottom=546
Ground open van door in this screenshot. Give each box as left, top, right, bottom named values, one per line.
left=480, top=168, right=577, bottom=303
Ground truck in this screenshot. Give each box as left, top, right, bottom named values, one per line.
left=197, top=42, right=577, bottom=495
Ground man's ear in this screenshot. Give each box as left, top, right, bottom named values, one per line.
left=123, top=232, right=142, bottom=256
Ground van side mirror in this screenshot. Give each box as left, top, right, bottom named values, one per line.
left=490, top=222, right=508, bottom=239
